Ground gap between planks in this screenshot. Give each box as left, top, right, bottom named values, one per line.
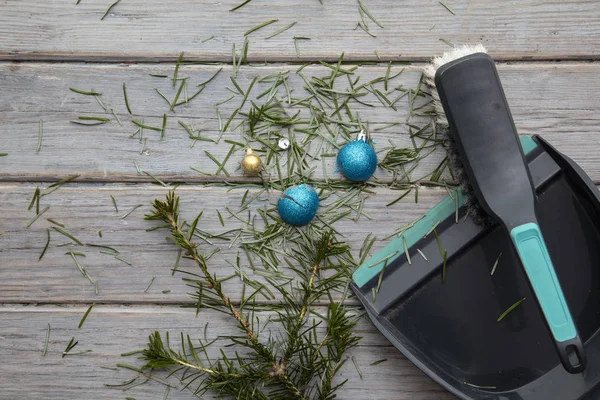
left=4, top=54, right=600, bottom=64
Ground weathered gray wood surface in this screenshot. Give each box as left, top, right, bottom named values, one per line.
left=2, top=62, right=600, bottom=182
left=3, top=0, right=600, bottom=398
left=0, top=62, right=440, bottom=183
left=1, top=1, right=600, bottom=61
left=0, top=304, right=453, bottom=399
left=0, top=183, right=441, bottom=304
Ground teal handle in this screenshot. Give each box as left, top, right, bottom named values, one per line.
left=510, top=223, right=576, bottom=342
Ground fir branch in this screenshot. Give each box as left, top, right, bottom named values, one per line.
left=145, top=192, right=259, bottom=342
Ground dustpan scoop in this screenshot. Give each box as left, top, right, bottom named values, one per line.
left=352, top=135, right=600, bottom=399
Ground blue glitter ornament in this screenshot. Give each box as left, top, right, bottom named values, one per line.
left=337, top=138, right=377, bottom=181
left=277, top=184, right=320, bottom=226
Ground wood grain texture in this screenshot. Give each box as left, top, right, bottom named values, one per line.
left=2, top=62, right=600, bottom=183
left=0, top=183, right=442, bottom=304
left=4, top=2, right=597, bottom=399
left=1, top=0, right=600, bottom=61
left=0, top=62, right=440, bottom=183
left=0, top=304, right=453, bottom=399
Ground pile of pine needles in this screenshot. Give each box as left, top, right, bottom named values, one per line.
left=32, top=15, right=449, bottom=398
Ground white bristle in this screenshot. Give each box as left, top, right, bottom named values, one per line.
left=423, top=44, right=487, bottom=130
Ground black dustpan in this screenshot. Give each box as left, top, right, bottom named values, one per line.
left=351, top=135, right=600, bottom=399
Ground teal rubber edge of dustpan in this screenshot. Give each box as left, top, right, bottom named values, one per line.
left=353, top=135, right=538, bottom=288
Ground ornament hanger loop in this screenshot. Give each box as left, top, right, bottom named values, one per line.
left=357, top=130, right=367, bottom=142
left=278, top=138, right=290, bottom=150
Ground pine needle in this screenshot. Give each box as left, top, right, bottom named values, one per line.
left=197, top=68, right=223, bottom=87
left=38, top=229, right=50, bottom=261
left=265, top=21, right=297, bottom=39
left=114, top=254, right=132, bottom=266
left=37, top=120, right=43, bottom=153
left=121, top=204, right=144, bottom=219
left=230, top=0, right=251, bottom=11
left=144, top=276, right=156, bottom=292
left=62, top=337, right=78, bottom=358
left=490, top=252, right=502, bottom=276
left=42, top=174, right=80, bottom=196
left=26, top=206, right=50, bottom=228
left=86, top=243, right=119, bottom=253
left=69, top=88, right=102, bottom=96
left=439, top=1, right=456, bottom=15
left=439, top=38, right=456, bottom=48
left=160, top=114, right=167, bottom=139
left=463, top=382, right=497, bottom=390
left=100, top=0, right=121, bottom=20
left=42, top=323, right=50, bottom=356
left=217, top=209, right=225, bottom=227
left=123, top=83, right=132, bottom=114
left=244, top=19, right=279, bottom=36
left=110, top=195, right=119, bottom=213
left=497, top=298, right=526, bottom=322
left=28, top=187, right=40, bottom=212
left=424, top=220, right=440, bottom=238
left=51, top=226, right=83, bottom=245
left=142, top=170, right=169, bottom=187
left=433, top=229, right=447, bottom=283
left=172, top=51, right=184, bottom=88
left=132, top=120, right=162, bottom=132
left=357, top=0, right=384, bottom=28
left=78, top=304, right=94, bottom=329
left=402, top=235, right=411, bottom=265
left=77, top=115, right=110, bottom=121
left=351, top=356, right=364, bottom=380
left=110, top=108, right=122, bottom=126
left=366, top=250, right=399, bottom=268
left=70, top=118, right=109, bottom=126
left=386, top=188, right=411, bottom=207
left=293, top=36, right=310, bottom=58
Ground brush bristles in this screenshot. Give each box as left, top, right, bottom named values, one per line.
left=423, top=44, right=487, bottom=131
left=424, top=44, right=494, bottom=226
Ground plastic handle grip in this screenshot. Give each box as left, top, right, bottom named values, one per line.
left=510, top=223, right=576, bottom=342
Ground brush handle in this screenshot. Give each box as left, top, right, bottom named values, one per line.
left=435, top=52, right=586, bottom=373
left=511, top=223, right=585, bottom=373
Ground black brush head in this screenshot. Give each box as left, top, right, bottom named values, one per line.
left=423, top=44, right=493, bottom=226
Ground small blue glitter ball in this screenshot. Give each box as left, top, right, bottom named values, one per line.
left=337, top=139, right=377, bottom=181
left=277, top=184, right=320, bottom=226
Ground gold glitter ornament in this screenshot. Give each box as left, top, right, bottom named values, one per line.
left=241, top=149, right=262, bottom=176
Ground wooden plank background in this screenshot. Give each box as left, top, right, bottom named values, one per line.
left=3, top=62, right=600, bottom=183
left=2, top=0, right=600, bottom=399
left=2, top=1, right=600, bottom=61
left=0, top=184, right=442, bottom=303
left=0, top=304, right=452, bottom=399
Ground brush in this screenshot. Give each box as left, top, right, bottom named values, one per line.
left=423, top=45, right=586, bottom=373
